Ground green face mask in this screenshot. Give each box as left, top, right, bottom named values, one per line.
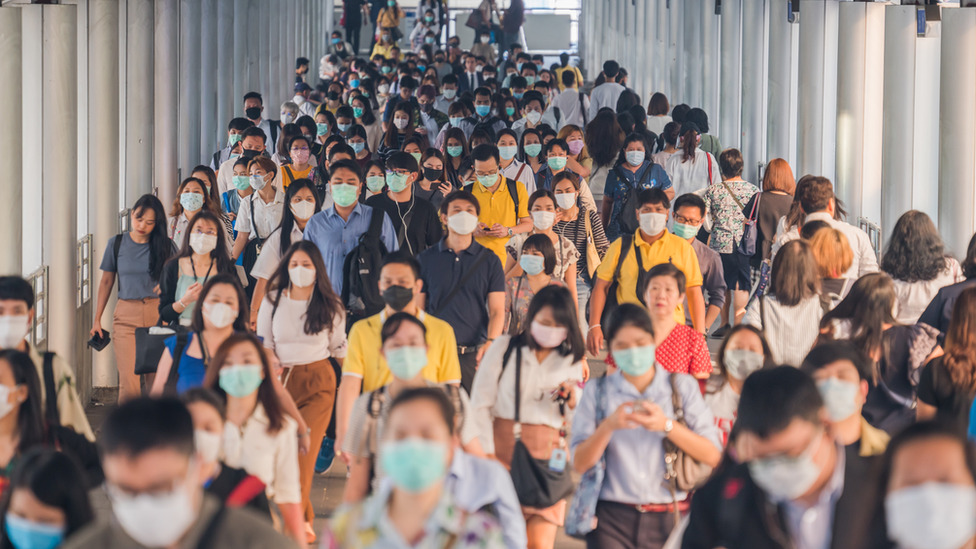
left=447, top=145, right=463, bottom=158
left=232, top=175, right=250, bottom=192
left=353, top=107, right=364, bottom=118
left=331, top=183, right=359, bottom=207
left=365, top=175, right=386, bottom=193
left=316, top=123, right=329, bottom=136
left=524, top=143, right=542, bottom=157
left=409, top=152, right=422, bottom=164
left=386, top=171, right=411, bottom=193
left=547, top=156, right=568, bottom=171
left=228, top=133, right=242, bottom=147
left=477, top=173, right=500, bottom=188
left=672, top=222, right=699, bottom=240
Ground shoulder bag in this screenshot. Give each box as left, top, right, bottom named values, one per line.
left=738, top=190, right=761, bottom=256
left=663, top=373, right=714, bottom=524
left=583, top=210, right=602, bottom=279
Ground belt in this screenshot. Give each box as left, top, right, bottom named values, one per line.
left=457, top=344, right=482, bottom=355
left=627, top=500, right=689, bottom=514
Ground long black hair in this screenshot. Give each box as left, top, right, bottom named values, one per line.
left=189, top=274, right=249, bottom=334
left=203, top=333, right=286, bottom=433
left=522, top=285, right=586, bottom=362
left=0, top=448, right=94, bottom=547
left=0, top=351, right=46, bottom=453
left=350, top=94, right=377, bottom=126
left=277, top=179, right=322, bottom=257
left=131, top=194, right=175, bottom=281
left=172, top=209, right=235, bottom=275
left=819, top=272, right=898, bottom=358
left=881, top=210, right=952, bottom=283
left=267, top=241, right=344, bottom=335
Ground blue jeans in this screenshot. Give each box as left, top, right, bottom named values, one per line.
left=577, top=276, right=592, bottom=334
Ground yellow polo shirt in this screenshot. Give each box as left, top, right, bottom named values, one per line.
left=596, top=229, right=703, bottom=324
left=469, top=176, right=529, bottom=264
left=343, top=310, right=461, bottom=393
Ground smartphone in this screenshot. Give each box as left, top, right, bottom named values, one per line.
left=632, top=399, right=651, bottom=415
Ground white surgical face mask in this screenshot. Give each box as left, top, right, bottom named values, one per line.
left=723, top=349, right=764, bottom=381
left=289, top=266, right=317, bottom=288
left=202, top=302, right=237, bottom=329
left=290, top=200, right=315, bottom=220
left=886, top=482, right=976, bottom=549
left=531, top=211, right=555, bottom=231
left=816, top=377, right=860, bottom=422
left=748, top=430, right=824, bottom=503
left=393, top=117, right=409, bottom=130
left=639, top=212, right=667, bottom=235
left=249, top=173, right=269, bottom=191
left=189, top=233, right=218, bottom=255
left=525, top=110, right=542, bottom=125
left=447, top=212, right=479, bottom=235
left=0, top=315, right=29, bottom=349
left=194, top=429, right=222, bottom=464
left=0, top=384, right=19, bottom=420
left=109, top=474, right=197, bottom=548
left=555, top=193, right=577, bottom=210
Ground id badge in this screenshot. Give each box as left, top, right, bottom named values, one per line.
left=548, top=448, right=567, bottom=472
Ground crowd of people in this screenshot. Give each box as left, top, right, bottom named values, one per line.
left=0, top=12, right=974, bottom=549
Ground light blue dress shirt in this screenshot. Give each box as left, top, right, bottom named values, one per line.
left=302, top=202, right=398, bottom=296
left=569, top=366, right=722, bottom=505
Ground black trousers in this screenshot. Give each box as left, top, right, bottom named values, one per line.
left=458, top=349, right=479, bottom=394
left=585, top=501, right=678, bottom=549
left=345, top=24, right=361, bottom=54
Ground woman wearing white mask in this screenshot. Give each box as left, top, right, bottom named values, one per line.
left=706, top=324, right=772, bottom=446
left=232, top=157, right=285, bottom=269
left=158, top=210, right=235, bottom=327
left=571, top=304, right=721, bottom=549
left=504, top=190, right=579, bottom=307
left=535, top=139, right=598, bottom=213
left=248, top=179, right=321, bottom=324
left=602, top=133, right=675, bottom=242
left=203, top=333, right=305, bottom=544
left=181, top=387, right=272, bottom=518
left=881, top=421, right=976, bottom=549
left=167, top=177, right=231, bottom=247
left=256, top=241, right=346, bottom=541
left=342, top=313, right=479, bottom=503
left=470, top=286, right=587, bottom=549
left=504, top=235, right=565, bottom=336
left=152, top=274, right=246, bottom=395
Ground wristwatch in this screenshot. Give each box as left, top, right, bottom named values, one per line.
left=507, top=227, right=514, bottom=237
left=664, top=419, right=674, bottom=434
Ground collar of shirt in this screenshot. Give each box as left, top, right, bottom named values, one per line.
left=437, top=238, right=484, bottom=256
left=804, top=212, right=835, bottom=225
left=379, top=309, right=426, bottom=323
left=253, top=188, right=286, bottom=206
left=360, top=481, right=466, bottom=539
left=606, top=363, right=672, bottom=401
left=632, top=227, right=678, bottom=253
left=782, top=443, right=846, bottom=549
left=325, top=201, right=367, bottom=223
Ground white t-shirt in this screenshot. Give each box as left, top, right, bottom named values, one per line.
left=249, top=225, right=304, bottom=281
left=703, top=382, right=738, bottom=447
left=235, top=190, right=285, bottom=240
left=256, top=291, right=348, bottom=367
left=665, top=149, right=722, bottom=197
left=222, top=405, right=300, bottom=504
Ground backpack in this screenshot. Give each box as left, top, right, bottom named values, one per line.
left=240, top=195, right=266, bottom=300
left=613, top=164, right=656, bottom=235
left=598, top=234, right=649, bottom=328
left=464, top=177, right=520, bottom=221
left=341, top=208, right=388, bottom=326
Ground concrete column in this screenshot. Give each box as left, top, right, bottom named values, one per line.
left=200, top=0, right=217, bottom=161
left=0, top=8, right=22, bottom=274
left=667, top=0, right=682, bottom=102
left=178, top=0, right=201, bottom=173
left=701, top=0, right=721, bottom=126
left=796, top=0, right=839, bottom=181
left=766, top=0, right=799, bottom=166
left=740, top=0, right=768, bottom=183
left=881, top=5, right=941, bottom=235
left=216, top=0, right=234, bottom=140
left=835, top=2, right=885, bottom=224
left=719, top=0, right=742, bottom=148
left=683, top=0, right=703, bottom=109
left=323, top=0, right=334, bottom=52
left=285, top=0, right=296, bottom=104
left=939, top=6, right=976, bottom=257
left=652, top=0, right=669, bottom=97
left=154, top=0, right=179, bottom=207
left=258, top=0, right=270, bottom=108
left=633, top=0, right=646, bottom=102
left=24, top=5, right=78, bottom=362
left=233, top=0, right=249, bottom=107
left=89, top=0, right=121, bottom=388
left=124, top=0, right=154, bottom=202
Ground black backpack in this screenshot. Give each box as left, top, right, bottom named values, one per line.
left=613, top=164, right=656, bottom=235
left=240, top=195, right=266, bottom=301
left=341, top=208, right=388, bottom=326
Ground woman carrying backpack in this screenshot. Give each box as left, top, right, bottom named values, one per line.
left=601, top=133, right=673, bottom=241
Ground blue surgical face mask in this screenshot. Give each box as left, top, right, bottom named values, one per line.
left=380, top=438, right=448, bottom=492
left=337, top=123, right=351, bottom=133
left=671, top=221, right=699, bottom=240
left=332, top=37, right=341, bottom=45
left=626, top=150, right=646, bottom=167
left=218, top=364, right=263, bottom=398
left=612, top=344, right=656, bottom=376
left=179, top=192, right=205, bottom=212
left=524, top=143, right=542, bottom=157
left=227, top=133, right=242, bottom=148
left=349, top=141, right=366, bottom=154
left=520, top=254, right=545, bottom=276
left=365, top=175, right=386, bottom=193
left=385, top=346, right=428, bottom=380
left=316, top=123, right=329, bottom=136
left=233, top=175, right=250, bottom=192
left=498, top=145, right=518, bottom=160
left=449, top=116, right=463, bottom=128
left=447, top=145, right=463, bottom=158
left=476, top=173, right=499, bottom=188
left=4, top=514, right=65, bottom=549
left=475, top=104, right=491, bottom=117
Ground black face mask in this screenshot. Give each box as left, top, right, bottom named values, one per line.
left=245, top=107, right=262, bottom=120
left=241, top=149, right=260, bottom=161
left=328, top=91, right=340, bottom=101
left=435, top=57, right=445, bottom=64
left=423, top=168, right=442, bottom=182
left=382, top=285, right=414, bottom=311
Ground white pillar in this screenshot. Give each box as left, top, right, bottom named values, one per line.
left=0, top=8, right=22, bottom=274
left=667, top=1, right=682, bottom=103
left=701, top=0, right=721, bottom=126
left=835, top=2, right=885, bottom=224
left=200, top=0, right=217, bottom=161
left=89, top=0, right=121, bottom=389
left=881, top=5, right=941, bottom=235
left=740, top=0, right=768, bottom=182
left=633, top=0, right=647, bottom=102
left=178, top=0, right=201, bottom=173
left=766, top=1, right=798, bottom=166
left=216, top=0, right=233, bottom=141
left=324, top=0, right=334, bottom=53
left=719, top=0, right=742, bottom=148
left=796, top=0, right=839, bottom=180
left=652, top=0, right=669, bottom=98
left=24, top=5, right=78, bottom=362
left=124, top=0, right=154, bottom=202
left=233, top=0, right=249, bottom=106
left=683, top=0, right=703, bottom=109
left=258, top=0, right=271, bottom=108
left=938, top=6, right=976, bottom=257
left=154, top=0, right=179, bottom=206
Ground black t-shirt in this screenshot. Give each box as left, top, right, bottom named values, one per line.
left=366, top=192, right=442, bottom=256
left=206, top=465, right=272, bottom=519
left=750, top=191, right=794, bottom=268
left=918, top=356, right=976, bottom=436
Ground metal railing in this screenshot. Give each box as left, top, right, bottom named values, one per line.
left=857, top=217, right=883, bottom=261
left=77, top=234, right=93, bottom=308
left=119, top=209, right=130, bottom=233
left=25, top=266, right=48, bottom=349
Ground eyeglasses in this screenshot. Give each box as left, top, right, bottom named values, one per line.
left=291, top=146, right=310, bottom=152
left=673, top=214, right=701, bottom=225
left=474, top=170, right=499, bottom=177
left=192, top=228, right=218, bottom=237
left=387, top=169, right=410, bottom=177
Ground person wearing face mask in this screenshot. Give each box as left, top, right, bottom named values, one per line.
left=278, top=101, right=300, bottom=134
left=232, top=157, right=285, bottom=294
left=292, top=82, right=316, bottom=118
left=664, top=122, right=722, bottom=198
left=361, top=160, right=388, bottom=202
left=221, top=158, right=254, bottom=226
left=249, top=179, right=321, bottom=322
left=217, top=126, right=268, bottom=197
left=684, top=366, right=885, bottom=549
left=497, top=128, right=537, bottom=195
left=801, top=342, right=890, bottom=457
left=415, top=148, right=453, bottom=209
left=410, top=9, right=440, bottom=53
left=322, top=83, right=346, bottom=116
left=460, top=87, right=507, bottom=140
left=534, top=138, right=599, bottom=212
left=63, top=397, right=295, bottom=549
left=168, top=177, right=232, bottom=248
left=603, top=133, right=674, bottom=242
left=418, top=191, right=506, bottom=392
left=503, top=234, right=567, bottom=336
left=463, top=144, right=533, bottom=264
left=556, top=125, right=592, bottom=178
left=0, top=279, right=94, bottom=442
left=378, top=102, right=419, bottom=162
left=705, top=325, right=771, bottom=446
left=241, top=91, right=279, bottom=152
left=588, top=189, right=707, bottom=356
left=364, top=152, right=443, bottom=256
left=180, top=388, right=271, bottom=517
left=418, top=85, right=448, bottom=136
left=435, top=74, right=459, bottom=113
left=510, top=91, right=551, bottom=141
left=458, top=55, right=485, bottom=95
left=470, top=286, right=586, bottom=548
left=256, top=243, right=347, bottom=540
left=0, top=448, right=93, bottom=549
left=572, top=304, right=721, bottom=549
left=505, top=191, right=579, bottom=306
left=210, top=117, right=254, bottom=172
left=520, top=128, right=546, bottom=174
left=672, top=194, right=726, bottom=332
left=324, top=388, right=505, bottom=547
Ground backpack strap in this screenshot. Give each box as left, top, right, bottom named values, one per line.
left=283, top=166, right=296, bottom=187
left=612, top=234, right=633, bottom=285
left=249, top=194, right=262, bottom=240
left=513, top=163, right=527, bottom=186
left=42, top=352, right=60, bottom=429
left=579, top=91, right=588, bottom=126
left=268, top=123, right=279, bottom=149
left=505, top=177, right=521, bottom=220
left=194, top=505, right=228, bottom=549
left=166, top=331, right=192, bottom=394
left=225, top=475, right=267, bottom=508
left=212, top=150, right=222, bottom=170
left=365, top=207, right=386, bottom=244
left=112, top=233, right=124, bottom=294
left=706, top=153, right=713, bottom=182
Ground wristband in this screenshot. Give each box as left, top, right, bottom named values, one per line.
left=587, top=324, right=601, bottom=332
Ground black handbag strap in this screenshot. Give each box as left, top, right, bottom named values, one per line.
left=42, top=352, right=60, bottom=429
left=113, top=233, right=124, bottom=294
left=433, top=248, right=490, bottom=315
left=165, top=330, right=192, bottom=393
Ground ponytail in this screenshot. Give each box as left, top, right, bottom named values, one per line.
left=681, top=130, right=698, bottom=163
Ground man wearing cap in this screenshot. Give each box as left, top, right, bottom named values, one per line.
left=292, top=82, right=317, bottom=118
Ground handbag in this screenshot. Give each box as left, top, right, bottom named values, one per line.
left=134, top=323, right=188, bottom=375
left=663, top=374, right=713, bottom=524
left=564, top=376, right=609, bottom=539
left=738, top=191, right=761, bottom=256
left=583, top=209, right=602, bottom=279
left=504, top=338, right=575, bottom=509
left=464, top=8, right=484, bottom=29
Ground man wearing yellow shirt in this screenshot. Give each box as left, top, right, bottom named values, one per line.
left=335, top=252, right=461, bottom=462
left=587, top=188, right=706, bottom=355
left=465, top=144, right=533, bottom=264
